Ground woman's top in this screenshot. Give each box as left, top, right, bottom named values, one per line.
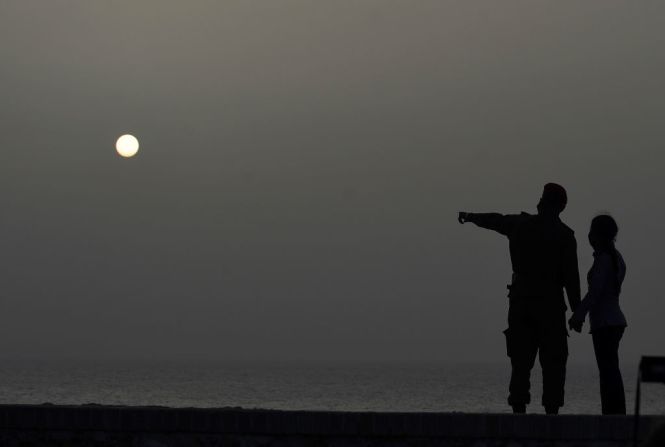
left=573, top=249, right=627, bottom=332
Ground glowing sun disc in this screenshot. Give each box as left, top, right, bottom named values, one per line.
left=116, top=134, right=139, bottom=157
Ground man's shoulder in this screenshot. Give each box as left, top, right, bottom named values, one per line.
left=521, top=214, right=576, bottom=238
left=557, top=220, right=576, bottom=240
left=504, top=212, right=535, bottom=228
left=558, top=220, right=575, bottom=235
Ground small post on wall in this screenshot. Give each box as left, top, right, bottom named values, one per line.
left=634, top=356, right=665, bottom=447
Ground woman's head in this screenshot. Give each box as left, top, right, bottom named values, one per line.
left=589, top=214, right=618, bottom=250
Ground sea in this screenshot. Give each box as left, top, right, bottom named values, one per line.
left=0, top=360, right=663, bottom=415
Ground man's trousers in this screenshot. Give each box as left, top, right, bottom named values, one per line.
left=504, top=299, right=568, bottom=409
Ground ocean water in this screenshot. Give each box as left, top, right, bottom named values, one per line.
left=0, top=360, right=663, bottom=415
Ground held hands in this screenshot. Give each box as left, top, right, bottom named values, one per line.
left=458, top=212, right=469, bottom=224
left=568, top=314, right=584, bottom=333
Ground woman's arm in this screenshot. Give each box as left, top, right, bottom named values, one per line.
left=570, top=253, right=612, bottom=326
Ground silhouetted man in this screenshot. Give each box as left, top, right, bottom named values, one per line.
left=458, top=183, right=580, bottom=414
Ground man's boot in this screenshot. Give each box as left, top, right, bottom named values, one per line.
left=545, top=406, right=559, bottom=415
left=512, top=404, right=526, bottom=414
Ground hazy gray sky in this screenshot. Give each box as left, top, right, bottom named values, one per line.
left=1, top=1, right=663, bottom=365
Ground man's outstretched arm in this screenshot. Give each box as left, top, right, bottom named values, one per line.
left=458, top=212, right=520, bottom=237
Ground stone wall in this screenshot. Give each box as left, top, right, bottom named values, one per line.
left=0, top=404, right=662, bottom=446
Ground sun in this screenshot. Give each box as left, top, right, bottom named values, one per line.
left=116, top=134, right=139, bottom=158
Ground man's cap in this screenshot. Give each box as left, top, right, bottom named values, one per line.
left=542, top=183, right=567, bottom=211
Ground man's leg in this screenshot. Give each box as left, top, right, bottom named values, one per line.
left=506, top=303, right=538, bottom=413
left=539, top=312, right=568, bottom=414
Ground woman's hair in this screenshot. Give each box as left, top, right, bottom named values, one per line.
left=591, top=214, right=618, bottom=245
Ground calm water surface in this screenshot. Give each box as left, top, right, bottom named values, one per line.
left=0, top=360, right=663, bottom=414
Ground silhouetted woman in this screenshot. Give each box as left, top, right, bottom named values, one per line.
left=569, top=215, right=627, bottom=414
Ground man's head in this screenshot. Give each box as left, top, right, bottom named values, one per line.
left=537, top=183, right=567, bottom=216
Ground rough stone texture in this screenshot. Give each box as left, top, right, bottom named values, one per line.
left=0, top=404, right=662, bottom=446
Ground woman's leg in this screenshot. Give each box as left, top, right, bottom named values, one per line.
left=592, top=327, right=626, bottom=414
